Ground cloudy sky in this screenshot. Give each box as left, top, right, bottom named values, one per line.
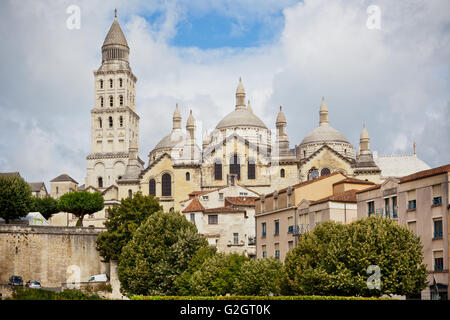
left=0, top=0, right=448, bottom=187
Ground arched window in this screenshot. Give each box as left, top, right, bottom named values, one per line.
left=321, top=168, right=331, bottom=176
left=109, top=79, right=113, bottom=88
left=247, top=159, right=255, bottom=180
left=230, top=154, right=240, bottom=180
left=186, top=172, right=190, bottom=181
left=119, top=95, right=123, bottom=106
left=162, top=173, right=171, bottom=197
left=109, top=96, right=114, bottom=107
left=308, top=168, right=319, bottom=181
left=119, top=116, right=123, bottom=127
left=128, top=189, right=133, bottom=198
left=119, top=78, right=123, bottom=88
left=214, top=160, right=222, bottom=181
left=280, top=169, right=285, bottom=178
left=98, top=118, right=102, bottom=129
left=303, top=151, right=306, bottom=158
left=98, top=177, right=103, bottom=188
left=149, top=179, right=156, bottom=196
left=100, top=97, right=104, bottom=108
left=100, top=80, right=103, bottom=89
left=109, top=117, right=113, bottom=128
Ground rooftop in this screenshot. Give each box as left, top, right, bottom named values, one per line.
left=399, top=163, right=450, bottom=184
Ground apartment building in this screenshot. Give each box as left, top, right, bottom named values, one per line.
left=255, top=172, right=375, bottom=261
left=356, top=164, right=450, bottom=300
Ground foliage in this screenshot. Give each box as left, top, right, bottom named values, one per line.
left=174, top=245, right=218, bottom=296
left=187, top=253, right=250, bottom=296
left=234, top=258, right=284, bottom=296
left=10, top=287, right=102, bottom=300
left=131, top=295, right=393, bottom=300
left=0, top=175, right=33, bottom=223
left=96, top=192, right=162, bottom=262
left=118, top=211, right=209, bottom=296
left=57, top=191, right=104, bottom=226
left=29, top=196, right=59, bottom=220
left=283, top=217, right=427, bottom=297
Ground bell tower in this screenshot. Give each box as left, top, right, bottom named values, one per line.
left=86, top=10, right=141, bottom=190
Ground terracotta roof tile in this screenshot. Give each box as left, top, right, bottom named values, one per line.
left=310, top=189, right=358, bottom=205
left=182, top=197, right=205, bottom=213
left=333, top=178, right=375, bottom=186
left=356, top=184, right=382, bottom=194
left=399, top=164, right=450, bottom=184
left=50, top=174, right=78, bottom=184
left=225, top=197, right=257, bottom=207
left=204, top=207, right=246, bottom=214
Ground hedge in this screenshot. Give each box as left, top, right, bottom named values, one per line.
left=131, top=295, right=394, bottom=301
left=9, top=287, right=103, bottom=300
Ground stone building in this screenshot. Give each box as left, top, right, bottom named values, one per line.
left=77, top=11, right=430, bottom=225
left=180, top=178, right=259, bottom=257
left=356, top=164, right=450, bottom=300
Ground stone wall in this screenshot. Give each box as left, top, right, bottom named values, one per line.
left=0, top=225, right=108, bottom=288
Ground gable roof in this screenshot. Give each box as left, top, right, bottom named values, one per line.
left=50, top=174, right=78, bottom=184
left=203, top=207, right=246, bottom=214
left=399, top=164, right=450, bottom=184
left=302, top=144, right=355, bottom=166
left=225, top=197, right=257, bottom=207
left=310, top=189, right=358, bottom=205
left=0, top=172, right=21, bottom=178
left=332, top=178, right=375, bottom=186
left=28, top=182, right=47, bottom=193
left=182, top=197, right=206, bottom=213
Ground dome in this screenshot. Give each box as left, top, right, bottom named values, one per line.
left=102, top=12, right=129, bottom=48
left=216, top=108, right=267, bottom=130
left=301, top=123, right=350, bottom=145
left=154, top=130, right=185, bottom=151
left=276, top=106, right=287, bottom=124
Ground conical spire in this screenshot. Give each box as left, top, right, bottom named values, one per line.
left=235, top=77, right=246, bottom=109
left=186, top=109, right=195, bottom=128
left=247, top=100, right=253, bottom=113
left=359, top=124, right=370, bottom=152
left=276, top=106, right=287, bottom=125
left=319, top=96, right=329, bottom=126
left=103, top=10, right=129, bottom=48
left=173, top=104, right=182, bottom=130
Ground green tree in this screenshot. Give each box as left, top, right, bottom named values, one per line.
left=58, top=191, right=104, bottom=227
left=188, top=253, right=250, bottom=296
left=174, top=245, right=217, bottom=295
left=0, top=175, right=33, bottom=224
left=235, top=258, right=284, bottom=296
left=283, top=217, right=427, bottom=297
left=118, top=211, right=209, bottom=296
left=96, top=192, right=162, bottom=262
left=30, top=196, right=59, bottom=220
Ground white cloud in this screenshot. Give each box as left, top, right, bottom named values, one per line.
left=0, top=0, right=448, bottom=189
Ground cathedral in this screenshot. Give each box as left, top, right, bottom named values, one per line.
left=85, top=12, right=430, bottom=213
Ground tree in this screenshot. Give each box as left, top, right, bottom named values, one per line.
left=118, top=211, right=209, bottom=296
left=283, top=217, right=427, bottom=297
left=0, top=175, right=33, bottom=224
left=30, top=196, right=59, bottom=220
left=187, top=253, right=250, bottom=296
left=174, top=245, right=218, bottom=296
left=96, top=192, right=162, bottom=262
left=234, top=258, right=284, bottom=296
left=58, top=191, right=104, bottom=227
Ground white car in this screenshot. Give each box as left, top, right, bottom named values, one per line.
left=87, top=274, right=108, bottom=282
left=25, top=280, right=41, bottom=289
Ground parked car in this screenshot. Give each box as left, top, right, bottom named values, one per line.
left=8, top=275, right=23, bottom=286
left=25, top=280, right=41, bottom=289
left=87, top=274, right=108, bottom=282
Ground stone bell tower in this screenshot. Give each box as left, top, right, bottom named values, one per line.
left=86, top=9, right=142, bottom=190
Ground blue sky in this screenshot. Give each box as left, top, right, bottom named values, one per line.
left=0, top=0, right=448, bottom=187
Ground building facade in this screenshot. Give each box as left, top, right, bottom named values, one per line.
left=356, top=164, right=450, bottom=300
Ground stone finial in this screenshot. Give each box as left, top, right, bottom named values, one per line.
left=115, top=8, right=117, bottom=19
left=319, top=97, right=329, bottom=126
left=413, top=141, right=417, bottom=155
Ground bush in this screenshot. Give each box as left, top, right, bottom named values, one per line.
left=0, top=175, right=33, bottom=223
left=10, top=287, right=102, bottom=300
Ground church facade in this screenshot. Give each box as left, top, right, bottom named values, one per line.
left=85, top=13, right=429, bottom=213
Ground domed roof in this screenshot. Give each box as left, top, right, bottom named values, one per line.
left=276, top=106, right=287, bottom=124
left=216, top=108, right=267, bottom=130
left=301, top=123, right=351, bottom=145
left=154, top=130, right=185, bottom=151
left=102, top=11, right=129, bottom=48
